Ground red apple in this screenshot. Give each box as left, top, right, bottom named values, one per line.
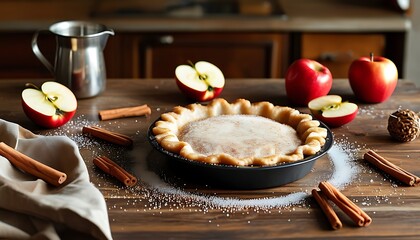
left=285, top=59, right=332, bottom=106
left=175, top=61, right=225, bottom=102
left=348, top=53, right=398, bottom=103
left=22, top=82, right=77, bottom=128
left=308, top=95, right=358, bottom=128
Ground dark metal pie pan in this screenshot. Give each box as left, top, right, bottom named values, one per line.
left=147, top=119, right=333, bottom=190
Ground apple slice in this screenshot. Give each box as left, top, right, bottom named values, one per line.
left=308, top=95, right=358, bottom=128
left=22, top=81, right=77, bottom=128
left=175, top=61, right=225, bottom=102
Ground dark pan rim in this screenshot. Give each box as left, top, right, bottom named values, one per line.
left=147, top=117, right=333, bottom=172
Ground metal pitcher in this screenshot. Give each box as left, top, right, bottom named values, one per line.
left=32, top=21, right=114, bottom=98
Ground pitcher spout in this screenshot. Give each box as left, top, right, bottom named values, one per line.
left=98, top=28, right=114, bottom=49
left=101, top=29, right=115, bottom=37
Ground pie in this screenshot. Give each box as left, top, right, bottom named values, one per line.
left=152, top=98, right=328, bottom=166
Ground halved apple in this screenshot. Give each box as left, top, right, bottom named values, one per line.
left=22, top=81, right=77, bottom=128
left=175, top=61, right=225, bottom=102
left=308, top=95, right=358, bottom=128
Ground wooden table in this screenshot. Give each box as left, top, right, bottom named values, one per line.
left=2, top=78, right=420, bottom=239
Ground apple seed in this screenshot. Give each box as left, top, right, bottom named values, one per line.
left=321, top=103, right=340, bottom=112
left=188, top=60, right=214, bottom=92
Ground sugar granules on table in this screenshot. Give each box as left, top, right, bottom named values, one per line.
left=44, top=117, right=361, bottom=210
left=126, top=138, right=362, bottom=212
left=44, top=115, right=409, bottom=225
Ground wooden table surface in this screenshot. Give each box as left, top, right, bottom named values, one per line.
left=2, top=78, right=420, bottom=239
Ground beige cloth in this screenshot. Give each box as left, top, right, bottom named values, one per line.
left=0, top=119, right=112, bottom=240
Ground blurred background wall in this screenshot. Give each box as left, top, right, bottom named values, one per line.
left=405, top=2, right=420, bottom=86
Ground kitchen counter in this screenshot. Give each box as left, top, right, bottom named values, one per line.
left=0, top=0, right=410, bottom=32
left=1, top=78, right=420, bottom=239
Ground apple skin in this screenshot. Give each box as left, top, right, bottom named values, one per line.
left=308, top=95, right=358, bottom=128
left=175, top=80, right=223, bottom=102
left=22, top=101, right=76, bottom=128
left=285, top=59, right=333, bottom=106
left=312, top=108, right=358, bottom=128
left=348, top=55, right=398, bottom=103
left=175, top=61, right=225, bottom=102
left=21, top=82, right=77, bottom=129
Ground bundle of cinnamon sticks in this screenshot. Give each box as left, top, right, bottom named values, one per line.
left=312, top=181, right=372, bottom=230
left=0, top=142, right=67, bottom=187
left=93, top=156, right=137, bottom=187
left=363, top=150, right=420, bottom=186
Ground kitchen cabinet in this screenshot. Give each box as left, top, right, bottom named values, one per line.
left=300, top=33, right=386, bottom=78
left=0, top=31, right=406, bottom=80
left=294, top=32, right=406, bottom=78
left=0, top=0, right=410, bottom=80
left=0, top=32, right=287, bottom=79
left=102, top=31, right=407, bottom=79
left=118, top=32, right=287, bottom=79
left=0, top=32, right=54, bottom=78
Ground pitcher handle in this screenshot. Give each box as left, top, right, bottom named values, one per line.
left=31, top=30, right=54, bottom=75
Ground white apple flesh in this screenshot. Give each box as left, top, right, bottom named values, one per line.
left=175, top=61, right=225, bottom=102
left=22, top=82, right=77, bottom=128
left=308, top=95, right=358, bottom=128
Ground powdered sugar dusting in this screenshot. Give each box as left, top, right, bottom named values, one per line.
left=180, top=115, right=301, bottom=158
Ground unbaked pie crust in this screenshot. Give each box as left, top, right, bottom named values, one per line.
left=152, top=98, right=328, bottom=166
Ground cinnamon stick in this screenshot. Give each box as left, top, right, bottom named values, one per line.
left=99, top=104, right=151, bottom=121
left=82, top=126, right=133, bottom=147
left=364, top=150, right=420, bottom=186
left=0, top=142, right=67, bottom=187
left=311, top=189, right=343, bottom=230
left=318, top=181, right=372, bottom=227
left=93, top=156, right=137, bottom=187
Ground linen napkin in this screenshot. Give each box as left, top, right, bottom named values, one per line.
left=0, top=119, right=112, bottom=240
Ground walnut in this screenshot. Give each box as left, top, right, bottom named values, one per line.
left=387, top=109, right=420, bottom=142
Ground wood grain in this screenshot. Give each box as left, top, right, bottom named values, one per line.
left=2, top=78, right=420, bottom=239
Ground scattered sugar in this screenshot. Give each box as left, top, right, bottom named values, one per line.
left=43, top=115, right=99, bottom=149
left=41, top=115, right=135, bottom=170
left=43, top=115, right=407, bottom=220
left=327, top=140, right=361, bottom=189
left=43, top=117, right=362, bottom=211
left=128, top=139, right=361, bottom=211
left=358, top=105, right=388, bottom=119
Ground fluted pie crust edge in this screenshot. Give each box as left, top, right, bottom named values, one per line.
left=152, top=98, right=328, bottom=166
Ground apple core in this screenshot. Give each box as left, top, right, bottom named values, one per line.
left=175, top=61, right=225, bottom=101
